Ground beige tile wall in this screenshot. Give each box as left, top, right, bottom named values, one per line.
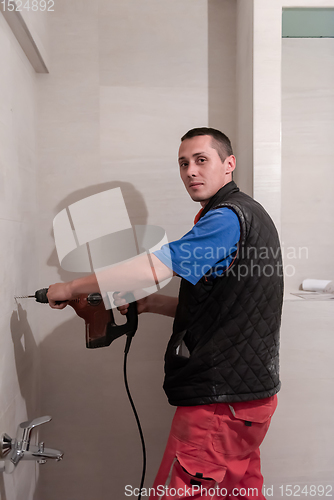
left=252, top=2, right=334, bottom=496
left=0, top=12, right=41, bottom=500
left=3, top=0, right=333, bottom=498
left=281, top=38, right=334, bottom=293
left=35, top=1, right=238, bottom=499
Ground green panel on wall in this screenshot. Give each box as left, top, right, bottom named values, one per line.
left=282, top=8, right=334, bottom=38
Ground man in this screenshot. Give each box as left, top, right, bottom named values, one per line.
left=48, top=128, right=283, bottom=499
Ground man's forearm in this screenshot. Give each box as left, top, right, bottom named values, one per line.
left=147, top=294, right=178, bottom=318
left=69, top=254, right=174, bottom=297
left=47, top=253, right=175, bottom=308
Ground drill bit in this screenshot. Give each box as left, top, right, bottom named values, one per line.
left=15, top=289, right=49, bottom=303
left=15, top=295, right=36, bottom=299
left=15, top=289, right=67, bottom=305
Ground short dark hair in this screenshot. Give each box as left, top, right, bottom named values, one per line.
left=181, top=127, right=234, bottom=163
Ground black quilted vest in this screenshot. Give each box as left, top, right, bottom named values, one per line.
left=163, top=181, right=283, bottom=406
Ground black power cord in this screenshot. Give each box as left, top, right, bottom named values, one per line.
left=124, top=336, right=147, bottom=500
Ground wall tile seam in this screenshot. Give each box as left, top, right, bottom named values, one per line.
left=0, top=217, right=24, bottom=223
left=0, top=391, right=27, bottom=424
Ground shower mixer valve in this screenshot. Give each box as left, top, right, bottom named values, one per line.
left=0, top=416, right=63, bottom=474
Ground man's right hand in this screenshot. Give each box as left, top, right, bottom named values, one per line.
left=113, top=292, right=179, bottom=318
left=113, top=291, right=149, bottom=315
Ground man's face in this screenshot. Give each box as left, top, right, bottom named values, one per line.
left=178, top=135, right=236, bottom=207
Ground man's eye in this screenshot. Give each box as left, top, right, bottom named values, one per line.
left=180, top=163, right=188, bottom=168
left=197, top=157, right=206, bottom=163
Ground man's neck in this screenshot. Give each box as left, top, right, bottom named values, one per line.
left=199, top=179, right=233, bottom=208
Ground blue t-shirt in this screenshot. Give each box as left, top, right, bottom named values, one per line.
left=153, top=207, right=240, bottom=285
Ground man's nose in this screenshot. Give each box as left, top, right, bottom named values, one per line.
left=187, top=161, right=198, bottom=177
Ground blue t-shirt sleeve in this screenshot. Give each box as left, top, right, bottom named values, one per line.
left=153, top=207, right=240, bottom=285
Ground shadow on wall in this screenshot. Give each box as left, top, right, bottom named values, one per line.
left=3, top=305, right=40, bottom=500
left=30, top=181, right=175, bottom=500
left=0, top=475, right=7, bottom=500
left=10, top=305, right=40, bottom=421
left=47, top=181, right=149, bottom=284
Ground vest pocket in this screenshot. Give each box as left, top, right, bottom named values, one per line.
left=165, top=330, right=191, bottom=369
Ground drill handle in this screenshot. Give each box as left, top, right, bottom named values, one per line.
left=110, top=293, right=138, bottom=341
left=122, top=297, right=138, bottom=339
left=35, top=288, right=66, bottom=305
left=124, top=301, right=138, bottom=354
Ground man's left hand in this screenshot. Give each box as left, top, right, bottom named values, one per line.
left=47, top=282, right=75, bottom=309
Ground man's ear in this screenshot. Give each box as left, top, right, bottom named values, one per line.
left=226, top=155, right=236, bottom=174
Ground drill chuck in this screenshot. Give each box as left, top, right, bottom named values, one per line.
left=34, top=288, right=49, bottom=303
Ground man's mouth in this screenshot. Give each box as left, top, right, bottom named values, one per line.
left=189, top=182, right=203, bottom=188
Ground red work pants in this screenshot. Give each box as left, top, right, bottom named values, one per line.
left=149, top=396, right=277, bottom=500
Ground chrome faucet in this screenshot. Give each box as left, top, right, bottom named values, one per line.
left=0, top=416, right=64, bottom=474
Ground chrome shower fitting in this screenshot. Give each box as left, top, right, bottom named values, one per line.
left=0, top=416, right=63, bottom=474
